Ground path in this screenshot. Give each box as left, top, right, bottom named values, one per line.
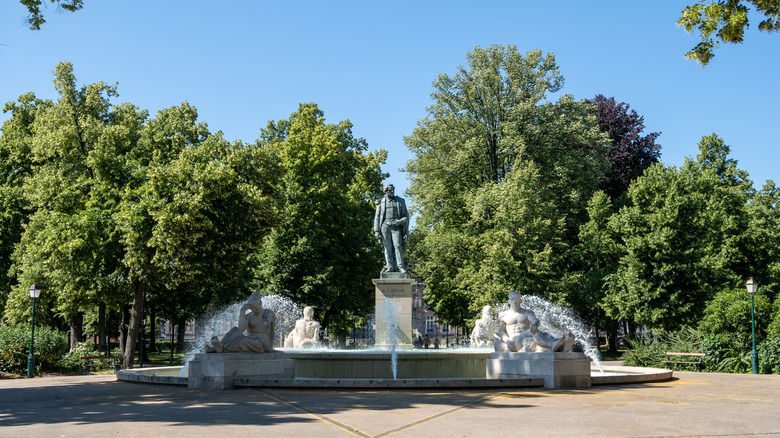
left=1, top=371, right=779, bottom=437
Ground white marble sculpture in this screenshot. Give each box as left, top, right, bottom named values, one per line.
left=494, top=292, right=575, bottom=353
left=470, top=305, right=498, bottom=348
left=205, top=292, right=277, bottom=353
left=283, top=306, right=321, bottom=348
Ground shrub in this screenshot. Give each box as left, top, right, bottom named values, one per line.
left=758, top=336, right=780, bottom=374
left=699, top=287, right=772, bottom=354
left=35, top=326, right=69, bottom=370
left=0, top=324, right=68, bottom=375
left=621, top=327, right=704, bottom=370
left=56, top=342, right=123, bottom=373
left=766, top=300, right=780, bottom=339
left=700, top=333, right=754, bottom=373
left=56, top=342, right=93, bottom=373
left=665, top=326, right=702, bottom=352
left=621, top=336, right=665, bottom=367
left=0, top=325, right=28, bottom=373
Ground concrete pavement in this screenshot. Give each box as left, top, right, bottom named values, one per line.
left=1, top=371, right=779, bottom=437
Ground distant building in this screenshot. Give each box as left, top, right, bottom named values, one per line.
left=411, top=280, right=461, bottom=347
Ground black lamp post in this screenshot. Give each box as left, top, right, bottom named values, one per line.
left=27, top=283, right=42, bottom=378
left=745, top=277, right=759, bottom=374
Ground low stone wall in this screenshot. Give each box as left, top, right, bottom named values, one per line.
left=486, top=351, right=592, bottom=388
left=117, top=366, right=187, bottom=385
left=187, top=352, right=294, bottom=390
left=591, top=365, right=673, bottom=385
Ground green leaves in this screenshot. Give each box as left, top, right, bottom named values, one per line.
left=597, top=134, right=761, bottom=331
left=253, top=103, right=387, bottom=334
left=678, top=1, right=780, bottom=65
left=19, top=0, right=84, bottom=30
left=405, top=45, right=609, bottom=325
left=0, top=63, right=283, bottom=366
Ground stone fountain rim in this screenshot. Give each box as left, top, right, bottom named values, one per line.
left=117, top=362, right=673, bottom=389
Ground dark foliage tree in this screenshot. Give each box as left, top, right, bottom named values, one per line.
left=586, top=95, right=661, bottom=200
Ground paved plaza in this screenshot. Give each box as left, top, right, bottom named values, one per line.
left=1, top=370, right=779, bottom=437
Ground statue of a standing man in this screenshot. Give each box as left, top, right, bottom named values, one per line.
left=374, top=184, right=409, bottom=274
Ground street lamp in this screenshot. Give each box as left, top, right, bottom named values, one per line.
left=745, top=277, right=759, bottom=374
left=27, top=283, right=42, bottom=378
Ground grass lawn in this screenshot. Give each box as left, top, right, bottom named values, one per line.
left=598, top=348, right=626, bottom=361
left=136, top=350, right=188, bottom=366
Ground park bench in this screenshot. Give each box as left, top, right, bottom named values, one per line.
left=664, top=352, right=705, bottom=372
left=80, top=356, right=121, bottom=374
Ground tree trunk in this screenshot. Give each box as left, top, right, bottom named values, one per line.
left=123, top=280, right=146, bottom=369
left=148, top=304, right=156, bottom=354
left=627, top=319, right=638, bottom=339
left=176, top=319, right=186, bottom=353
left=169, top=314, right=176, bottom=364
left=98, top=301, right=106, bottom=353
left=119, top=304, right=130, bottom=355
left=138, top=311, right=149, bottom=365
left=69, top=312, right=84, bottom=351
left=607, top=324, right=619, bottom=354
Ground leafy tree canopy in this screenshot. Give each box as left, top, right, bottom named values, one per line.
left=699, top=286, right=773, bottom=347
left=252, top=103, right=387, bottom=336
left=19, top=0, right=83, bottom=30
left=405, top=45, right=610, bottom=325
left=678, top=0, right=780, bottom=65
left=0, top=62, right=283, bottom=367
left=601, top=134, right=754, bottom=331
left=586, top=95, right=661, bottom=200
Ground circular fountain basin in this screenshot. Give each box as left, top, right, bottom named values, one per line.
left=590, top=365, right=673, bottom=385
left=117, top=349, right=672, bottom=389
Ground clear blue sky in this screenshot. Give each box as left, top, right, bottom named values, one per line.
left=2, top=1, right=778, bottom=204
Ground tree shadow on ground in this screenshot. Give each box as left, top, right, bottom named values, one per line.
left=0, top=379, right=556, bottom=428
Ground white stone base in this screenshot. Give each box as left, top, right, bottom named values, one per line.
left=187, top=352, right=294, bottom=390
left=373, top=277, right=416, bottom=350
left=486, top=352, right=591, bottom=389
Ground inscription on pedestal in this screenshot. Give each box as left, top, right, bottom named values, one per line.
left=373, top=278, right=415, bottom=350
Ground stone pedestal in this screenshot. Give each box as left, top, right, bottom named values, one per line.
left=486, top=352, right=591, bottom=389
left=373, top=275, right=415, bottom=350
left=187, top=352, right=294, bottom=390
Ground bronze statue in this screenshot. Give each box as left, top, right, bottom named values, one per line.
left=374, top=184, right=409, bottom=274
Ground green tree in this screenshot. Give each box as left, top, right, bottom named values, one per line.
left=1, top=63, right=282, bottom=367
left=3, top=62, right=131, bottom=350
left=571, top=191, right=623, bottom=351
left=744, top=181, right=780, bottom=295
left=404, top=45, right=610, bottom=325
left=116, top=105, right=281, bottom=368
left=19, top=0, right=84, bottom=30
left=603, top=134, right=753, bottom=331
left=678, top=0, right=780, bottom=65
left=585, top=95, right=662, bottom=200
left=0, top=93, right=51, bottom=315
left=699, top=287, right=772, bottom=372
left=252, top=103, right=387, bottom=339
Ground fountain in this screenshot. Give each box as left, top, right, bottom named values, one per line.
left=378, top=299, right=399, bottom=379
left=117, top=182, right=672, bottom=389
left=118, top=290, right=672, bottom=389
left=506, top=295, right=605, bottom=374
